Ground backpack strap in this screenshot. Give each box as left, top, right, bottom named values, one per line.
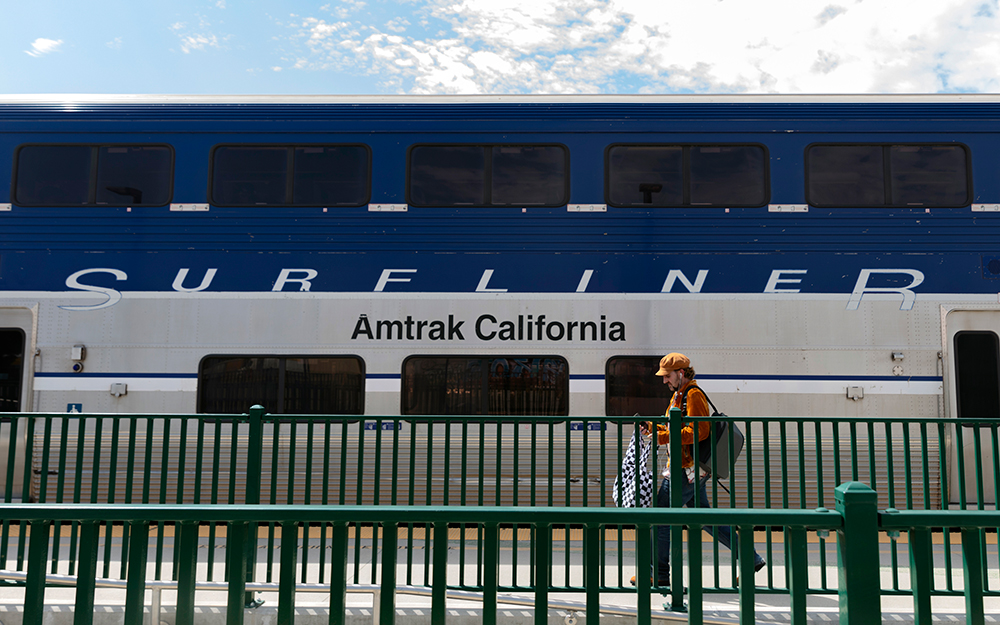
left=680, top=384, right=719, bottom=415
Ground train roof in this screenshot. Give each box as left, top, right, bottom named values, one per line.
left=2, top=93, right=1000, bottom=123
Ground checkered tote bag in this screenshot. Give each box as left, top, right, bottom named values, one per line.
left=612, top=427, right=654, bottom=508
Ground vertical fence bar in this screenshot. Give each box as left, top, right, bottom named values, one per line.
left=329, top=521, right=349, bottom=625
left=176, top=520, right=199, bottom=625
left=483, top=522, right=499, bottom=625
left=908, top=527, right=934, bottom=625
left=380, top=522, right=398, bottom=625
left=584, top=523, right=601, bottom=625
left=432, top=521, right=448, bottom=624
left=787, top=527, right=808, bottom=625
left=962, top=528, right=986, bottom=625
left=636, top=520, right=652, bottom=623
left=278, top=521, right=299, bottom=625
left=737, top=523, right=755, bottom=625
left=245, top=406, right=265, bottom=606
left=226, top=521, right=249, bottom=625
left=534, top=522, right=551, bottom=625
left=23, top=520, right=50, bottom=625
left=688, top=523, right=703, bottom=625
left=123, top=520, right=150, bottom=625
left=668, top=406, right=685, bottom=610
left=73, top=520, right=100, bottom=625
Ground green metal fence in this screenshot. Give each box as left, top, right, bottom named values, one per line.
left=3, top=483, right=998, bottom=625
left=0, top=406, right=997, bottom=608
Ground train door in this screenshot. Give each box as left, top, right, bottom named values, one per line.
left=0, top=307, right=34, bottom=501
left=943, top=309, right=1000, bottom=507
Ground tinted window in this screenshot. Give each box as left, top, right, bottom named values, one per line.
left=211, top=145, right=369, bottom=207
left=212, top=147, right=289, bottom=206
left=491, top=146, right=567, bottom=206
left=408, top=145, right=568, bottom=207
left=890, top=145, right=969, bottom=206
left=198, top=356, right=365, bottom=415
left=605, top=356, right=672, bottom=416
left=807, top=144, right=969, bottom=207
left=293, top=146, right=369, bottom=205
left=402, top=356, right=569, bottom=416
left=0, top=329, right=25, bottom=413
left=607, top=144, right=767, bottom=207
left=15, top=145, right=172, bottom=207
left=96, top=146, right=173, bottom=205
left=954, top=331, right=1000, bottom=422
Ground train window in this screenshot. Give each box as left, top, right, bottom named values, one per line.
left=606, top=144, right=768, bottom=207
left=401, top=356, right=569, bottom=416
left=0, top=329, right=25, bottom=413
left=953, top=331, right=1000, bottom=424
left=806, top=144, right=970, bottom=207
left=210, top=145, right=370, bottom=207
left=13, top=144, right=173, bottom=207
left=197, top=356, right=365, bottom=415
left=605, top=356, right=673, bottom=416
left=407, top=144, right=569, bottom=207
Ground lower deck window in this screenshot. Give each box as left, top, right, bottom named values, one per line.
left=402, top=356, right=568, bottom=416
left=605, top=356, right=673, bottom=417
left=198, top=356, right=365, bottom=415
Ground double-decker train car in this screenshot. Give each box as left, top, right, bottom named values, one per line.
left=0, top=94, right=996, bottom=507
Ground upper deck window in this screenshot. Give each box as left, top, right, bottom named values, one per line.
left=402, top=356, right=569, bottom=416
left=14, top=144, right=173, bottom=206
left=606, top=144, right=768, bottom=207
left=806, top=144, right=971, bottom=207
left=407, top=144, right=569, bottom=207
left=210, top=145, right=370, bottom=207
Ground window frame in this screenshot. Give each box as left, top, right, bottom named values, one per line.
left=400, top=354, right=570, bottom=417
left=804, top=142, right=973, bottom=208
left=196, top=354, right=366, bottom=415
left=604, top=142, right=771, bottom=208
left=12, top=143, right=175, bottom=207
left=208, top=143, right=372, bottom=208
left=405, top=143, right=571, bottom=208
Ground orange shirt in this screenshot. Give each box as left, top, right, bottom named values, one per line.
left=652, top=380, right=712, bottom=469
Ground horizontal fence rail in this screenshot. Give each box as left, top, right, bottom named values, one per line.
left=0, top=407, right=997, bottom=606
left=2, top=491, right=998, bottom=625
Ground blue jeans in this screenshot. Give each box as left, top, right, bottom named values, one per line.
left=655, top=475, right=764, bottom=580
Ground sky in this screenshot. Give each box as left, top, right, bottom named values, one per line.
left=3, top=0, right=1000, bottom=95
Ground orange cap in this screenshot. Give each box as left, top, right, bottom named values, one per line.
left=655, top=352, right=690, bottom=376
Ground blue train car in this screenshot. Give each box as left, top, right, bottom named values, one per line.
left=0, top=94, right=996, bottom=505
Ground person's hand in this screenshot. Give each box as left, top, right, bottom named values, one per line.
left=639, top=421, right=652, bottom=437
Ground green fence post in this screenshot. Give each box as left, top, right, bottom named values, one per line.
left=961, top=528, right=986, bottom=625
left=380, top=522, right=398, bottom=625
left=787, top=527, right=808, bottom=625
left=329, top=521, right=349, bottom=625
left=245, top=405, right=265, bottom=608
left=176, top=520, right=199, bottom=625
left=278, top=521, right=299, bottom=625
left=431, top=521, right=448, bottom=625
left=585, top=523, right=601, bottom=625
left=483, top=523, right=499, bottom=625
left=908, top=527, right=934, bottom=625
left=23, top=520, right=50, bottom=625
left=73, top=520, right=100, bottom=625
left=227, top=521, right=249, bottom=625
left=124, top=521, right=150, bottom=625
left=834, top=482, right=881, bottom=625
left=667, top=406, right=686, bottom=611
left=534, top=523, right=551, bottom=625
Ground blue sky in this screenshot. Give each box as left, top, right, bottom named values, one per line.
left=4, top=0, right=1000, bottom=94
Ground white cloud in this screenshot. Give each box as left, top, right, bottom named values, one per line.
left=171, top=16, right=228, bottom=53
left=289, top=0, right=1000, bottom=94
left=25, top=38, right=63, bottom=57
left=106, top=37, right=123, bottom=50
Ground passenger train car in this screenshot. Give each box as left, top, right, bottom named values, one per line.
left=0, top=94, right=997, bottom=506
